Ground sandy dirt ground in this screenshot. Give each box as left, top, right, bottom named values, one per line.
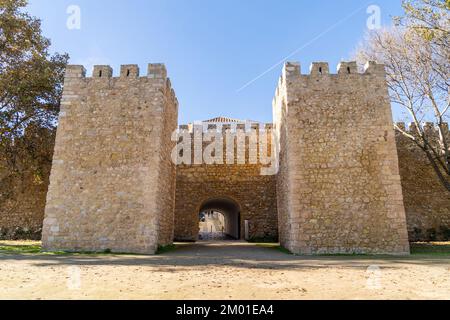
left=0, top=241, right=449, bottom=300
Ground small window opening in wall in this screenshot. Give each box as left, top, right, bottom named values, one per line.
left=127, top=69, right=130, bottom=77
left=99, top=70, right=102, bottom=77
left=319, top=67, right=322, bottom=74
left=347, top=67, right=351, bottom=74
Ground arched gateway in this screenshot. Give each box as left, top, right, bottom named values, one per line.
left=198, top=198, right=241, bottom=240
left=41, top=61, right=411, bottom=255
left=173, top=117, right=278, bottom=242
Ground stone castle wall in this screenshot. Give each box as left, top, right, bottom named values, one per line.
left=395, top=123, right=450, bottom=241
left=0, top=128, right=54, bottom=240
left=41, top=64, right=178, bottom=254
left=273, top=61, right=410, bottom=255
left=174, top=124, right=278, bottom=241
left=1, top=60, right=449, bottom=254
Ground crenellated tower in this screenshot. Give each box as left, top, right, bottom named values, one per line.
left=42, top=64, right=178, bottom=254
left=273, top=61, right=410, bottom=255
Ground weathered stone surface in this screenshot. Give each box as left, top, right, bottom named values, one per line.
left=273, top=61, right=410, bottom=255
left=0, top=128, right=54, bottom=240
left=174, top=123, right=278, bottom=241
left=395, top=124, right=450, bottom=241
left=41, top=64, right=178, bottom=254
left=1, top=60, right=448, bottom=255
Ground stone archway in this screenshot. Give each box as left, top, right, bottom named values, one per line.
left=174, top=163, right=279, bottom=242
left=198, top=197, right=241, bottom=240
left=173, top=118, right=279, bottom=243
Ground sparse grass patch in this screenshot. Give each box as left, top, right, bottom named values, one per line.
left=0, top=242, right=42, bottom=254
left=254, top=242, right=293, bottom=255
left=156, top=244, right=177, bottom=255
left=0, top=241, right=140, bottom=256
left=2, top=240, right=449, bottom=257
left=263, top=242, right=450, bottom=256
left=275, top=246, right=292, bottom=255
left=0, top=241, right=72, bottom=255
left=410, top=242, right=450, bottom=255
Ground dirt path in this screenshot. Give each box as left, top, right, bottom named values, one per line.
left=0, top=241, right=449, bottom=300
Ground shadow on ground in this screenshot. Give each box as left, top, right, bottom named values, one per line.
left=0, top=241, right=449, bottom=272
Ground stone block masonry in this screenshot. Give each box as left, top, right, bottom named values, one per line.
left=41, top=64, right=178, bottom=254
left=174, top=123, right=278, bottom=241
left=273, top=61, right=410, bottom=255
left=0, top=127, right=55, bottom=240
left=4, top=59, right=441, bottom=255
left=395, top=123, right=450, bottom=241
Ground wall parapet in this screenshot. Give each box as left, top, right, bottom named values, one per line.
left=64, top=63, right=169, bottom=79
left=63, top=63, right=178, bottom=109
left=395, top=122, right=450, bottom=135
left=274, top=60, right=388, bottom=114
left=281, top=60, right=386, bottom=78
left=177, top=123, right=274, bottom=134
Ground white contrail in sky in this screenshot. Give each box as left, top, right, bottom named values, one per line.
left=236, top=3, right=370, bottom=93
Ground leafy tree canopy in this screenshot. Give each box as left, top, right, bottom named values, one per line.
left=0, top=0, right=68, bottom=142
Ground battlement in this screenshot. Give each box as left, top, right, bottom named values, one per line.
left=274, top=60, right=388, bottom=110
left=64, top=63, right=169, bottom=79
left=174, top=122, right=276, bottom=168
left=272, top=58, right=411, bottom=255
left=177, top=123, right=274, bottom=134
left=395, top=122, right=450, bottom=135
left=45, top=62, right=179, bottom=254
left=282, top=61, right=386, bottom=79
left=63, top=63, right=179, bottom=108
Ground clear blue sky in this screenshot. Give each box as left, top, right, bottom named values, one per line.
left=28, top=0, right=404, bottom=124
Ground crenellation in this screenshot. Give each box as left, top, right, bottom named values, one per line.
left=310, top=62, right=329, bottom=75
left=409, top=122, right=419, bottom=134
left=283, top=61, right=301, bottom=79
left=398, top=122, right=450, bottom=134
left=395, top=122, right=406, bottom=131
left=7, top=58, right=441, bottom=254
left=280, top=61, right=388, bottom=81
left=148, top=63, right=167, bottom=79
left=221, top=124, right=231, bottom=132
left=337, top=61, right=357, bottom=74
left=363, top=61, right=386, bottom=75
left=178, top=123, right=274, bottom=136
left=424, top=122, right=435, bottom=134
left=193, top=124, right=203, bottom=134
left=65, top=65, right=86, bottom=78
left=120, top=64, right=140, bottom=78
left=236, top=123, right=246, bottom=132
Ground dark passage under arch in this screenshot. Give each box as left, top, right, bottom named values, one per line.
left=198, top=198, right=241, bottom=240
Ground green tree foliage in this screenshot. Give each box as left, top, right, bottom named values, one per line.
left=0, top=0, right=68, bottom=141
left=0, top=0, right=68, bottom=218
